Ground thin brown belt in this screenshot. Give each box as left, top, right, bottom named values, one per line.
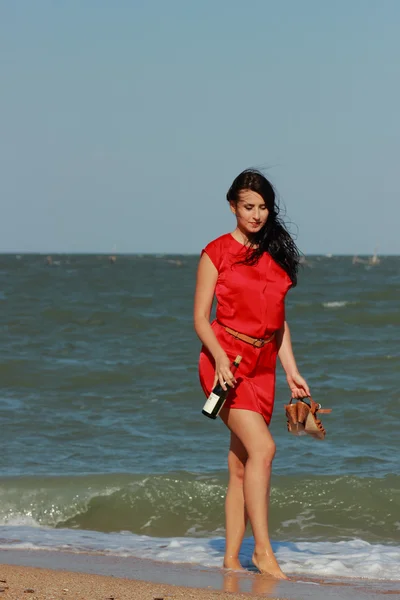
left=223, top=325, right=276, bottom=348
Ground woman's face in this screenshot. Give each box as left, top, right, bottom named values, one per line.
left=230, top=190, right=269, bottom=236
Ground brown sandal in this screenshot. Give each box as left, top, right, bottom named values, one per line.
left=284, top=397, right=332, bottom=440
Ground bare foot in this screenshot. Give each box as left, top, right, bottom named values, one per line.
left=223, top=556, right=245, bottom=570
left=252, top=550, right=288, bottom=580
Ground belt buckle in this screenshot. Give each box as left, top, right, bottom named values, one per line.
left=255, top=338, right=265, bottom=348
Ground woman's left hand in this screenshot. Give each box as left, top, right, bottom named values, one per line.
left=287, top=371, right=311, bottom=399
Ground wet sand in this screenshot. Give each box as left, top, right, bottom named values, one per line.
left=0, top=549, right=398, bottom=600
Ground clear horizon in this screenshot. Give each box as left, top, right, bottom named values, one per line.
left=2, top=250, right=398, bottom=257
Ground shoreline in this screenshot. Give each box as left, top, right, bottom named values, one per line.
left=1, top=549, right=399, bottom=600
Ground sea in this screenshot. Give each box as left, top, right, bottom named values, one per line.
left=0, top=252, right=399, bottom=582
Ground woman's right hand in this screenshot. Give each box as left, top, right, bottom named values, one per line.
left=213, top=351, right=236, bottom=391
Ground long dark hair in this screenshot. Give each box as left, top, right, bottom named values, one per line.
left=227, top=169, right=300, bottom=286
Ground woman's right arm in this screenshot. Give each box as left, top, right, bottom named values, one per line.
left=193, top=253, right=236, bottom=390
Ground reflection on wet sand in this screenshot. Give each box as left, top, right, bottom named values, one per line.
left=222, top=569, right=284, bottom=597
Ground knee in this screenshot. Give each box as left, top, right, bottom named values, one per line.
left=250, top=442, right=276, bottom=467
left=228, top=454, right=246, bottom=483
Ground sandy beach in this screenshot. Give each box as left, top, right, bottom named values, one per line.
left=0, top=563, right=285, bottom=600
left=1, top=550, right=399, bottom=600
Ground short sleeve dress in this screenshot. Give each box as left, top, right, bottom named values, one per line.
left=198, top=233, right=293, bottom=425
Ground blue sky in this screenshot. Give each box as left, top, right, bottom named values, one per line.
left=1, top=1, right=399, bottom=254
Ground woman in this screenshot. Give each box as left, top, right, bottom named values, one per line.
left=193, top=169, right=310, bottom=579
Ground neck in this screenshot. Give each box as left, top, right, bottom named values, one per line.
left=233, top=228, right=255, bottom=247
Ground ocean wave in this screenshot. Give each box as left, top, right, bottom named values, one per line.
left=0, top=473, right=398, bottom=543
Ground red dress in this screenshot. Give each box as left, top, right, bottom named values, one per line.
left=198, top=233, right=292, bottom=425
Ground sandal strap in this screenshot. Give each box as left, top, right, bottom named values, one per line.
left=288, top=397, right=332, bottom=415
left=308, top=396, right=332, bottom=414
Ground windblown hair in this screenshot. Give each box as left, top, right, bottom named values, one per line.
left=226, top=169, right=300, bottom=286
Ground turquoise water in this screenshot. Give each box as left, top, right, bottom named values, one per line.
left=0, top=253, right=399, bottom=579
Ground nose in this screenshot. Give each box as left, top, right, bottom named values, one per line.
left=254, top=208, right=261, bottom=221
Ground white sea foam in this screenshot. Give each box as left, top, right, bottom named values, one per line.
left=0, top=525, right=398, bottom=581
left=322, top=301, right=349, bottom=308
left=0, top=515, right=41, bottom=528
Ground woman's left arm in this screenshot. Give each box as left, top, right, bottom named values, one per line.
left=275, top=321, right=311, bottom=398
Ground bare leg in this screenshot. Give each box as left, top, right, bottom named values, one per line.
left=221, top=408, right=287, bottom=579
left=219, top=421, right=248, bottom=569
